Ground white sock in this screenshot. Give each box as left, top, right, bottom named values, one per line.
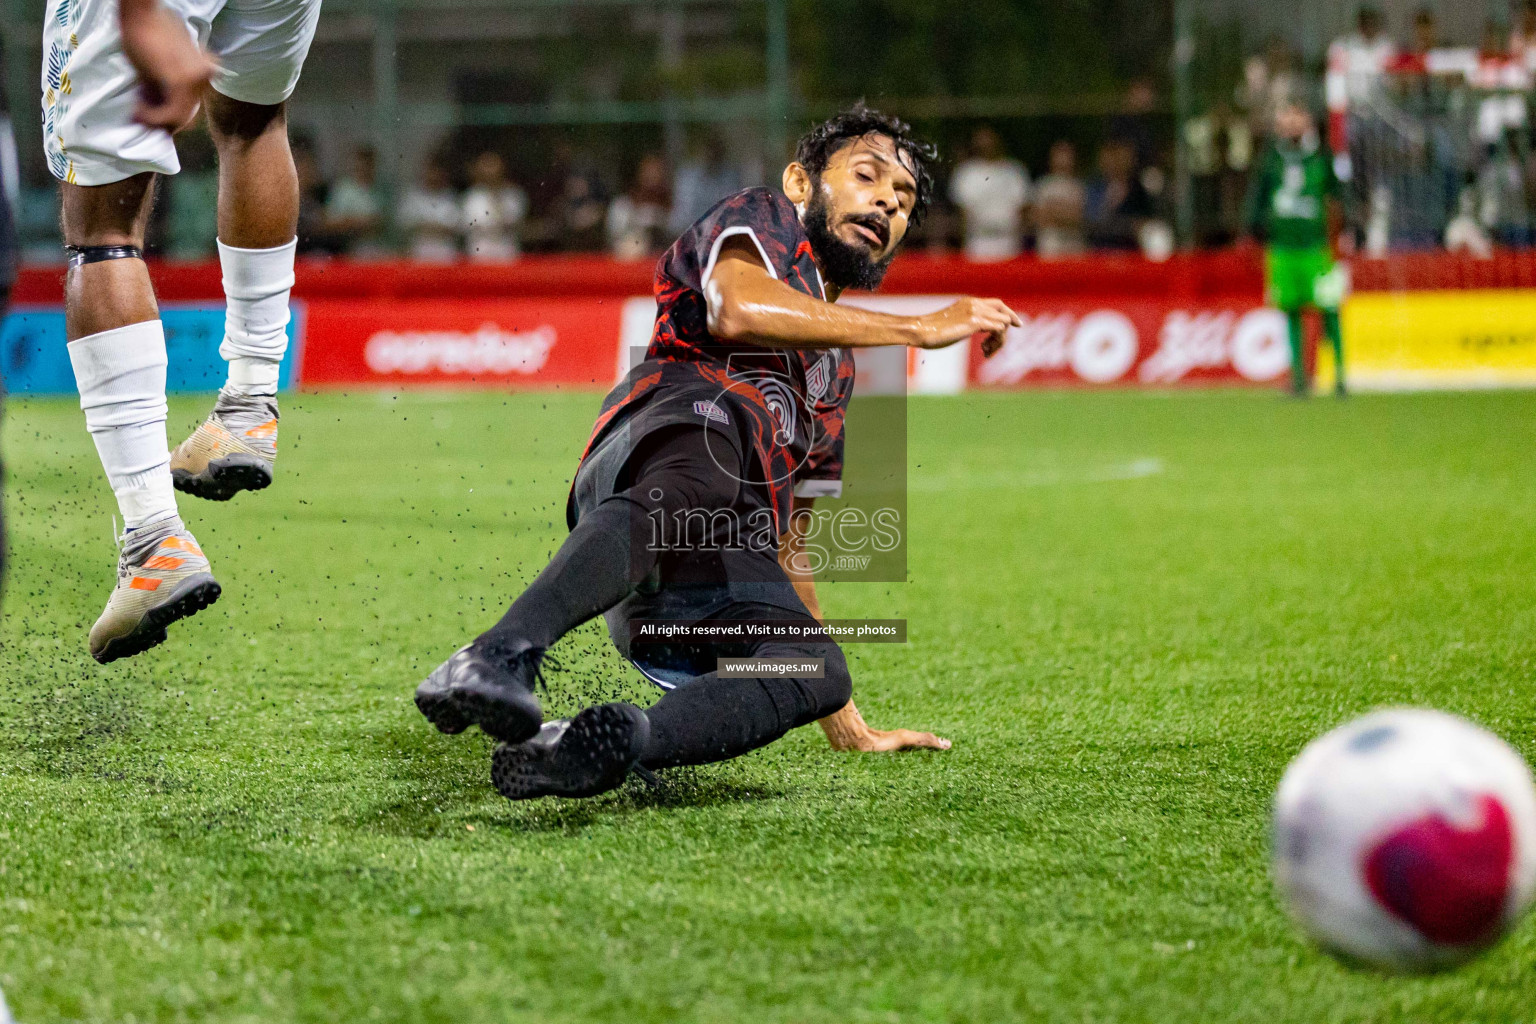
left=219, top=237, right=296, bottom=397
left=68, top=321, right=179, bottom=530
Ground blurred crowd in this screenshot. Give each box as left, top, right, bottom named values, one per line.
left=71, top=108, right=1179, bottom=266
left=941, top=94, right=1176, bottom=264
left=290, top=110, right=1180, bottom=265
left=292, top=142, right=660, bottom=263
left=18, top=3, right=1536, bottom=265
left=1190, top=3, right=1536, bottom=254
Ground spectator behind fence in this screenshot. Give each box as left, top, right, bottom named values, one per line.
left=294, top=140, right=342, bottom=256
left=1326, top=5, right=1396, bottom=211
left=608, top=153, right=672, bottom=260
left=670, top=134, right=743, bottom=235
left=1033, top=140, right=1086, bottom=259
left=1109, top=79, right=1159, bottom=176
left=398, top=158, right=461, bottom=263
left=1239, top=40, right=1303, bottom=144
left=1471, top=21, right=1530, bottom=152
left=555, top=163, right=608, bottom=252
left=1085, top=139, right=1154, bottom=252
left=1184, top=101, right=1252, bottom=246
left=949, top=126, right=1031, bottom=261
left=1514, top=1, right=1536, bottom=72
left=1328, top=6, right=1396, bottom=116
left=326, top=144, right=386, bottom=258
left=165, top=128, right=218, bottom=259
left=462, top=151, right=528, bottom=262
left=1391, top=7, right=1467, bottom=246
left=1407, top=7, right=1436, bottom=58
left=1394, top=9, right=1478, bottom=79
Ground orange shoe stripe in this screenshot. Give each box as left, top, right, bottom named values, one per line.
left=143, top=555, right=185, bottom=571
left=244, top=419, right=278, bottom=440
left=129, top=577, right=162, bottom=591
left=160, top=537, right=204, bottom=557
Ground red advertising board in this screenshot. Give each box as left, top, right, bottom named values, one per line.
left=969, top=300, right=1291, bottom=388
left=299, top=298, right=623, bottom=388
left=296, top=295, right=1290, bottom=391
left=844, top=294, right=1292, bottom=390
left=12, top=250, right=1529, bottom=394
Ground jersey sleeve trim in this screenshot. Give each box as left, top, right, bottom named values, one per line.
left=792, top=479, right=843, bottom=498
left=701, top=225, right=778, bottom=292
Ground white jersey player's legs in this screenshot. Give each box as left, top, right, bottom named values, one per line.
left=67, top=320, right=180, bottom=530
left=218, top=237, right=296, bottom=396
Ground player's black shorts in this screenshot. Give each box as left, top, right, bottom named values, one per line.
left=569, top=358, right=797, bottom=535
left=568, top=363, right=818, bottom=688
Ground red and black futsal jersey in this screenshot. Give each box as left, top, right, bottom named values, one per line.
left=571, top=187, right=855, bottom=535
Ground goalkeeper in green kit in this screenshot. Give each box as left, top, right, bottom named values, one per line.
left=1244, top=100, right=1352, bottom=397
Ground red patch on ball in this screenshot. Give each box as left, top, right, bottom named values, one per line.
left=1364, top=794, right=1513, bottom=946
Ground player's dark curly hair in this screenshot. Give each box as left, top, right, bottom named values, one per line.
left=794, top=104, right=937, bottom=225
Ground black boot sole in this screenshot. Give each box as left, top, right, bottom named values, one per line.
left=413, top=646, right=546, bottom=742
left=414, top=678, right=542, bottom=743
left=492, top=703, right=649, bottom=801
left=452, top=680, right=543, bottom=744
left=414, top=681, right=472, bottom=735
left=174, top=457, right=272, bottom=502
left=93, top=575, right=222, bottom=664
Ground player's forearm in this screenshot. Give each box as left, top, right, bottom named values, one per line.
left=708, top=265, right=924, bottom=350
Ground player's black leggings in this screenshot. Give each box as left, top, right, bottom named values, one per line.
left=477, top=426, right=851, bottom=768
left=638, top=628, right=852, bottom=770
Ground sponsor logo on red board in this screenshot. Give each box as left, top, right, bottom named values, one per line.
left=300, top=300, right=618, bottom=387
left=364, top=323, right=558, bottom=376
left=970, top=303, right=1289, bottom=387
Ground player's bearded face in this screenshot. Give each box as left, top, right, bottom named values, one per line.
left=800, top=138, right=917, bottom=291
left=803, top=185, right=894, bottom=291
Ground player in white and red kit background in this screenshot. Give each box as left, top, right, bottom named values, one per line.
left=44, top=0, right=318, bottom=662
left=1325, top=6, right=1396, bottom=177
left=1325, top=7, right=1396, bottom=252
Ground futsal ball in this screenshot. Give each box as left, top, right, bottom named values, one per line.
left=1272, top=708, right=1536, bottom=972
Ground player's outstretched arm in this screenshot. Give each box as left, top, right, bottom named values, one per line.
left=119, top=0, right=215, bottom=131
left=779, top=495, right=952, bottom=754
left=706, top=238, right=1019, bottom=356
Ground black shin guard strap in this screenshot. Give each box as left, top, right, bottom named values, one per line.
left=66, top=245, right=144, bottom=269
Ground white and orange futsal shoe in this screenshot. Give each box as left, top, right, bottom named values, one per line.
left=89, top=518, right=221, bottom=663
left=171, top=389, right=279, bottom=501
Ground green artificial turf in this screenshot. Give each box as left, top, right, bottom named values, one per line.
left=2, top=387, right=1535, bottom=1023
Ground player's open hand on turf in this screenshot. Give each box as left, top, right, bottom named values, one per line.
left=120, top=0, right=216, bottom=131
left=915, top=297, right=1020, bottom=357
left=819, top=700, right=952, bottom=753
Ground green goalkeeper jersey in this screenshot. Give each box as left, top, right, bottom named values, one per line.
left=1244, top=137, right=1341, bottom=250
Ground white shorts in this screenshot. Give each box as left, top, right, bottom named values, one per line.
left=42, top=0, right=321, bottom=185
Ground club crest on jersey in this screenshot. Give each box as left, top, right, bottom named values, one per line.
left=754, top=378, right=799, bottom=447
left=805, top=356, right=830, bottom=402
left=693, top=400, right=729, bottom=425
